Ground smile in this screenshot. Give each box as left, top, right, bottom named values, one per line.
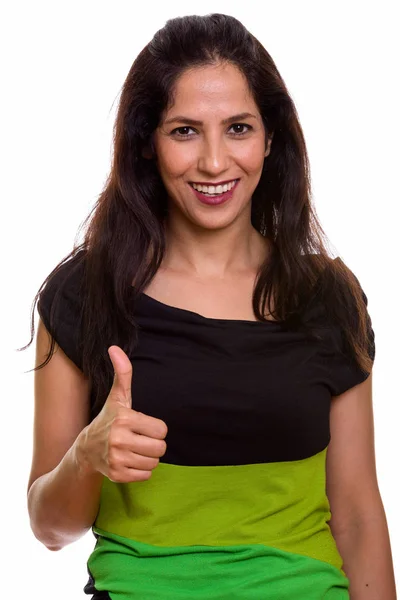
left=188, top=179, right=240, bottom=206
left=189, top=179, right=239, bottom=195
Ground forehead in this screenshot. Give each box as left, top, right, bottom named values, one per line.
left=164, top=63, right=260, bottom=118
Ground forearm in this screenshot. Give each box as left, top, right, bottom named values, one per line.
left=334, top=511, right=397, bottom=599
left=27, top=426, right=104, bottom=551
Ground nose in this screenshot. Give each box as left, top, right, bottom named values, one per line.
left=197, top=134, right=231, bottom=176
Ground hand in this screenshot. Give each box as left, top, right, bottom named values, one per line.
left=80, top=345, right=168, bottom=483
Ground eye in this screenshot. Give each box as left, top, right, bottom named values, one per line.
left=229, top=123, right=252, bottom=135
left=171, top=126, right=196, bottom=138
left=170, top=123, right=253, bottom=139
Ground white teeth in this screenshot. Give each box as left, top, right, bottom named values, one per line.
left=191, top=180, right=237, bottom=194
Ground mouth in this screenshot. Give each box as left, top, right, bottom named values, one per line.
left=188, top=178, right=240, bottom=206
left=188, top=178, right=240, bottom=195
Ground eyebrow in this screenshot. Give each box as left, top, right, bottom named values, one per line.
left=163, top=112, right=258, bottom=126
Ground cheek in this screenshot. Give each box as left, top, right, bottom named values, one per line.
left=233, top=139, right=266, bottom=173
left=157, top=142, right=194, bottom=179
left=156, top=137, right=266, bottom=179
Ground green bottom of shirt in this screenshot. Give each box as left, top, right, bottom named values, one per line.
left=87, top=527, right=350, bottom=599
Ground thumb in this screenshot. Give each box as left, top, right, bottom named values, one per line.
left=107, top=345, right=133, bottom=409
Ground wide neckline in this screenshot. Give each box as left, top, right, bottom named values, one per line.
left=138, top=291, right=284, bottom=326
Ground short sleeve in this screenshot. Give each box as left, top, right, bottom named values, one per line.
left=324, top=280, right=375, bottom=397
left=37, top=253, right=85, bottom=371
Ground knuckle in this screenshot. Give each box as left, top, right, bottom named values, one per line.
left=108, top=466, right=119, bottom=482
left=158, top=440, right=167, bottom=456
left=108, top=455, right=118, bottom=472
left=123, top=469, right=152, bottom=483
left=159, top=422, right=168, bottom=438
left=108, top=432, right=121, bottom=449
left=113, top=413, right=128, bottom=427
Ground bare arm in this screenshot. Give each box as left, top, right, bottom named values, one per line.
left=326, top=374, right=397, bottom=599
left=27, top=322, right=168, bottom=552
left=27, top=318, right=104, bottom=551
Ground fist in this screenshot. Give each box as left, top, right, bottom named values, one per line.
left=81, top=345, right=168, bottom=483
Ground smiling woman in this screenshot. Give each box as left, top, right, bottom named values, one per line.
left=148, top=62, right=272, bottom=221
left=22, top=11, right=396, bottom=600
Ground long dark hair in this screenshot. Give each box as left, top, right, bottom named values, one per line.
left=20, top=13, right=374, bottom=420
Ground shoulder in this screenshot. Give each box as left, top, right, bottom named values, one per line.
left=37, top=248, right=87, bottom=370
left=41, top=247, right=86, bottom=289
left=38, top=249, right=86, bottom=311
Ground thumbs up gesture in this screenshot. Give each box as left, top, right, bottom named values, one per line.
left=80, top=345, right=168, bottom=483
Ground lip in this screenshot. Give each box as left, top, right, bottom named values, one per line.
left=188, top=179, right=240, bottom=206
left=189, top=178, right=239, bottom=186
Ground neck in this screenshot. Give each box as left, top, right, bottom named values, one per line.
left=161, top=214, right=270, bottom=280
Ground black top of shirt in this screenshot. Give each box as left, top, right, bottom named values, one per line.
left=37, top=254, right=374, bottom=464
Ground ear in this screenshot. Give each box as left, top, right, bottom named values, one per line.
left=264, top=131, right=274, bottom=157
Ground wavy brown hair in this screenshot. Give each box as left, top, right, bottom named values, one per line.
left=20, top=13, right=374, bottom=420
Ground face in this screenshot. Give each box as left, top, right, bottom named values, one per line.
left=149, top=62, right=273, bottom=231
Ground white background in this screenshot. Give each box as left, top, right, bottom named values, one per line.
left=2, top=0, right=399, bottom=597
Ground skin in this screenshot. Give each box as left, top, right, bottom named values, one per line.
left=28, top=60, right=396, bottom=597
left=326, top=378, right=397, bottom=598
left=142, top=61, right=274, bottom=319
left=151, top=62, right=272, bottom=241
left=143, top=61, right=397, bottom=597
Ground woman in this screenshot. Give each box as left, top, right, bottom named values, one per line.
left=24, top=13, right=396, bottom=600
